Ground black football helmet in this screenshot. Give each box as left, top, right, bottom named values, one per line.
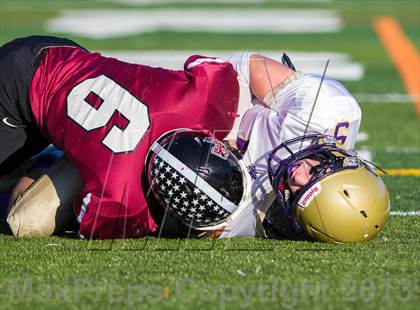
left=146, top=129, right=250, bottom=233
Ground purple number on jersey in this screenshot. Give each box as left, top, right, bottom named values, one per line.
left=334, top=122, right=350, bottom=145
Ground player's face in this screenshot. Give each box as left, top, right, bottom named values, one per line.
left=286, top=158, right=321, bottom=194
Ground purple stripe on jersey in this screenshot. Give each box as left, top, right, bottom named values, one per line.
left=236, top=137, right=248, bottom=154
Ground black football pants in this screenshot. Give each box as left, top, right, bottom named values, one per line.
left=0, top=36, right=84, bottom=176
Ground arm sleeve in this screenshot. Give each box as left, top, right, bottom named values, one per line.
left=225, top=52, right=257, bottom=140
left=228, top=52, right=254, bottom=86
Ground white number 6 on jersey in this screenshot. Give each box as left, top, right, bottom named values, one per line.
left=67, top=75, right=150, bottom=153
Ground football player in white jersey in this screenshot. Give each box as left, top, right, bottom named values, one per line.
left=219, top=52, right=364, bottom=238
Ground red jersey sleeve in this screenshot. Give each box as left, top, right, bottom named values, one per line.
left=182, top=55, right=239, bottom=139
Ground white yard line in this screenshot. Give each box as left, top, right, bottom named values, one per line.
left=384, top=146, right=420, bottom=154
left=355, top=144, right=420, bottom=163
left=354, top=146, right=420, bottom=154
left=108, top=0, right=266, bottom=3
left=100, top=50, right=363, bottom=81
left=107, top=0, right=333, bottom=4
left=46, top=9, right=342, bottom=39
left=356, top=132, right=369, bottom=143
left=354, top=93, right=416, bottom=104
left=390, top=211, right=420, bottom=217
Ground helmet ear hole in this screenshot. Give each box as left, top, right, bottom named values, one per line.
left=374, top=225, right=379, bottom=229
left=343, top=190, right=350, bottom=198
left=360, top=210, right=368, bottom=218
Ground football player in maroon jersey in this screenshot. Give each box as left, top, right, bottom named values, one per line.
left=0, top=36, right=239, bottom=239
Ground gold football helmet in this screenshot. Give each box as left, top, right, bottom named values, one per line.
left=266, top=134, right=390, bottom=243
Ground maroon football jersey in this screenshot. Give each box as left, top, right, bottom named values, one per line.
left=30, top=47, right=239, bottom=239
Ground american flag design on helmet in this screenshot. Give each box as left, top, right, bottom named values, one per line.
left=149, top=142, right=236, bottom=228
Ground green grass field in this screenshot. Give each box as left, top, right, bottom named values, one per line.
left=0, top=0, right=419, bottom=309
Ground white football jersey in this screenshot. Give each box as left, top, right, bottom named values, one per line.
left=220, top=52, right=361, bottom=238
